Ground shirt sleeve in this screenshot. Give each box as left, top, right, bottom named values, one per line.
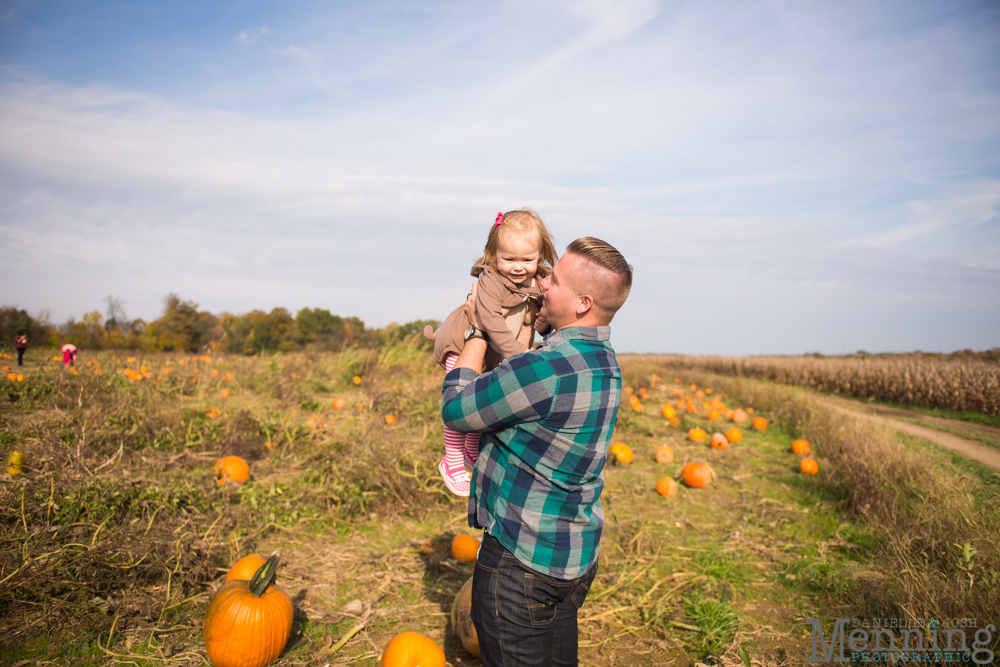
left=476, top=273, right=527, bottom=360
left=441, top=351, right=556, bottom=433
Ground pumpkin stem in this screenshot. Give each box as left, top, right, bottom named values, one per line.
left=249, top=552, right=280, bottom=596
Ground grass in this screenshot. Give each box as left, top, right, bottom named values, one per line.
left=836, top=394, right=1000, bottom=428
left=2, top=348, right=999, bottom=665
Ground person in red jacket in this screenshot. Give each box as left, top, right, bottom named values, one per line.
left=15, top=330, right=27, bottom=367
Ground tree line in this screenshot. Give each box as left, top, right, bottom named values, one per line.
left=0, top=294, right=437, bottom=354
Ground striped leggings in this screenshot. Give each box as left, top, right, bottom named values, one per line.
left=442, top=352, right=480, bottom=474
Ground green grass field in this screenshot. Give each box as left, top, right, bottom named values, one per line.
left=2, top=344, right=998, bottom=665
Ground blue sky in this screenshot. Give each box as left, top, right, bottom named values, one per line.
left=1, top=0, right=998, bottom=355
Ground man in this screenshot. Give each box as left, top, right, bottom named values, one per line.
left=441, top=237, right=632, bottom=667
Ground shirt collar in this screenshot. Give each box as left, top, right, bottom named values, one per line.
left=542, top=326, right=611, bottom=348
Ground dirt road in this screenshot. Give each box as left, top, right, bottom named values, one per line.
left=817, top=395, right=1000, bottom=472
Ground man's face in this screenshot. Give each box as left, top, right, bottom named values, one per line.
left=539, top=252, right=583, bottom=330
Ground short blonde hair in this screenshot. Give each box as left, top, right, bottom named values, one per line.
left=565, top=237, right=632, bottom=315
left=472, top=209, right=558, bottom=278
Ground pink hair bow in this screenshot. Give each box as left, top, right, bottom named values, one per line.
left=494, top=212, right=504, bottom=226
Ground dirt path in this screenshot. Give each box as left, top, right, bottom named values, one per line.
left=816, top=396, right=1000, bottom=472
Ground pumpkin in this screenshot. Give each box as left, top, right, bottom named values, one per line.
left=661, top=404, right=676, bottom=419
left=203, top=554, right=293, bottom=667
left=624, top=386, right=634, bottom=394
left=705, top=388, right=712, bottom=394
left=725, top=427, right=743, bottom=443
left=650, top=374, right=661, bottom=383
left=800, top=458, right=819, bottom=475
left=695, top=390, right=705, bottom=399
left=380, top=632, right=446, bottom=667
left=669, top=416, right=681, bottom=427
left=7, top=449, right=26, bottom=476
left=226, top=554, right=267, bottom=582
left=681, top=462, right=713, bottom=488
left=352, top=375, right=362, bottom=385
left=791, top=439, right=811, bottom=455
left=332, top=398, right=346, bottom=409
left=610, top=442, right=633, bottom=464
left=747, top=408, right=755, bottom=414
left=451, top=534, right=480, bottom=562
left=731, top=409, right=748, bottom=424
left=752, top=417, right=767, bottom=431
left=638, top=387, right=649, bottom=399
left=686, top=403, right=697, bottom=413
left=654, top=444, right=674, bottom=464
left=688, top=428, right=707, bottom=443
left=220, top=389, right=231, bottom=398
left=656, top=477, right=678, bottom=497
left=214, top=456, right=250, bottom=486
left=675, top=400, right=685, bottom=410
left=385, top=415, right=397, bottom=425
left=450, top=577, right=480, bottom=658
left=689, top=384, right=697, bottom=392
left=706, top=410, right=720, bottom=421
left=710, top=433, right=728, bottom=449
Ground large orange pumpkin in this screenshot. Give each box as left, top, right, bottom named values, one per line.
left=710, top=433, right=728, bottom=450
left=451, top=534, right=480, bottom=562
left=725, top=427, right=743, bottom=443
left=752, top=417, right=767, bottom=431
left=688, top=428, right=707, bottom=443
left=681, top=462, right=713, bottom=488
left=656, top=477, right=678, bottom=497
left=791, top=439, right=811, bottom=455
left=204, top=554, right=293, bottom=667
left=610, top=442, right=633, bottom=464
left=450, top=577, right=479, bottom=657
left=654, top=444, right=674, bottom=464
left=226, top=554, right=267, bottom=582
left=661, top=404, right=676, bottom=419
left=381, top=632, right=446, bottom=667
left=731, top=409, right=748, bottom=424
left=214, top=456, right=250, bottom=486
left=800, top=458, right=819, bottom=475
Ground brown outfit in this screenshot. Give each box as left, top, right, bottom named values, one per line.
left=433, top=264, right=543, bottom=370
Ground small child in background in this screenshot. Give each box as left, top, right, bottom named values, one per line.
left=426, top=209, right=557, bottom=496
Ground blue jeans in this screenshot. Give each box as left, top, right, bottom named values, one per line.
left=471, top=532, right=598, bottom=667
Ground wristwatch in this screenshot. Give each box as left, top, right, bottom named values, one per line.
left=464, top=324, right=488, bottom=342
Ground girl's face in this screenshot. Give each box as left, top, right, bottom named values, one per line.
left=496, top=234, right=541, bottom=286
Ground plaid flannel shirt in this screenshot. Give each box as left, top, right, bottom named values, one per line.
left=441, top=326, right=622, bottom=580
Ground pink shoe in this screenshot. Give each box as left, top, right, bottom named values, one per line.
left=439, top=458, right=471, bottom=497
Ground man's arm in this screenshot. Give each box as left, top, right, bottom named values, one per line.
left=453, top=336, right=487, bottom=375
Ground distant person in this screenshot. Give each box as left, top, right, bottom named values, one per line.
left=15, top=330, right=27, bottom=366
left=61, top=343, right=78, bottom=367
left=442, top=237, right=632, bottom=667
left=424, top=209, right=557, bottom=496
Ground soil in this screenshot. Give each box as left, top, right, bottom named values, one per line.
left=816, top=395, right=1000, bottom=472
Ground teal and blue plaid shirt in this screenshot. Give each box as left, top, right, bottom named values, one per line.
left=441, top=326, right=622, bottom=580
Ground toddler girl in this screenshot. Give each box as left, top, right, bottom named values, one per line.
left=427, top=209, right=557, bottom=496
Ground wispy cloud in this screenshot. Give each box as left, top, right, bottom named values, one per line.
left=268, top=45, right=319, bottom=61
left=852, top=181, right=1000, bottom=250
left=237, top=26, right=271, bottom=45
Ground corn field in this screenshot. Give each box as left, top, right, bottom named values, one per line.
left=666, top=354, right=1000, bottom=415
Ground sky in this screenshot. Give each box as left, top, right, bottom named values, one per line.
left=1, top=0, right=998, bottom=355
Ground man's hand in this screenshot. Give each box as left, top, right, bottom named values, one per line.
left=464, top=282, right=484, bottom=330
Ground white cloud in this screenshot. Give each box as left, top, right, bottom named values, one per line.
left=268, top=45, right=320, bottom=61
left=237, top=26, right=271, bottom=45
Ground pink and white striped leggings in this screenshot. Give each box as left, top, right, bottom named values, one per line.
left=442, top=352, right=480, bottom=474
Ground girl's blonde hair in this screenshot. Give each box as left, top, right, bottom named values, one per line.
left=472, top=208, right=558, bottom=278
